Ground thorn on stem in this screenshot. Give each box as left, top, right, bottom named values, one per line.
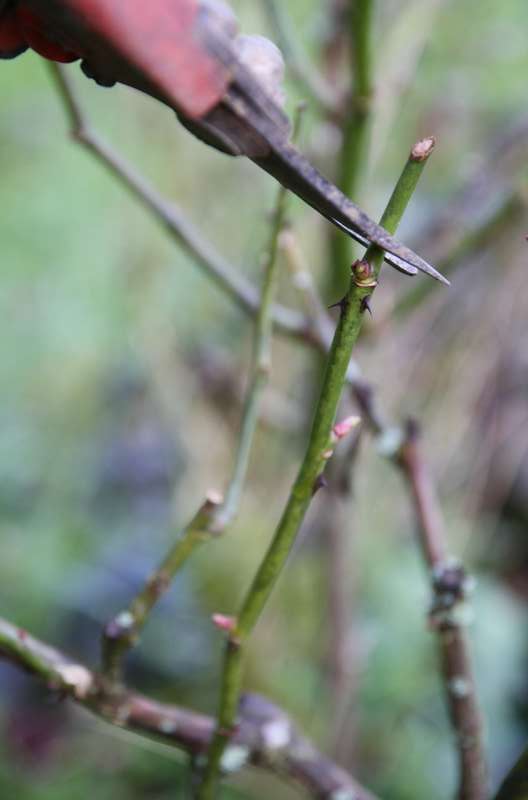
left=360, top=295, right=373, bottom=316
left=328, top=296, right=347, bottom=312
left=312, top=474, right=329, bottom=496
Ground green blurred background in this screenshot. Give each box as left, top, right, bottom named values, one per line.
left=1, top=0, right=528, bottom=797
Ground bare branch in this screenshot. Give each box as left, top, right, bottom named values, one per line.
left=47, top=63, right=309, bottom=342
left=101, top=493, right=224, bottom=682
left=397, top=421, right=487, bottom=800
left=211, top=170, right=291, bottom=532
left=0, top=617, right=378, bottom=800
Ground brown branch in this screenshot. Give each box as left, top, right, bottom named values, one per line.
left=0, top=616, right=378, bottom=800
left=397, top=421, right=487, bottom=800
left=47, top=63, right=309, bottom=343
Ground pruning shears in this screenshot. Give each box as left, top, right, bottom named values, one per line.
left=0, top=0, right=448, bottom=284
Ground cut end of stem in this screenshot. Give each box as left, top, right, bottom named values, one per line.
left=206, top=489, right=224, bottom=507
left=411, top=136, right=436, bottom=162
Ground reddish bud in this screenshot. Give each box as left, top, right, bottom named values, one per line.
left=212, top=613, right=236, bottom=632
left=332, top=415, right=360, bottom=440
left=352, top=259, right=377, bottom=288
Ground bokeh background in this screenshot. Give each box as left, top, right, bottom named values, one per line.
left=1, top=0, right=527, bottom=797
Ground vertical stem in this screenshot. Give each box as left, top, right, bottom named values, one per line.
left=102, top=494, right=222, bottom=682
left=212, top=106, right=307, bottom=532
left=102, top=182, right=291, bottom=683
left=197, top=139, right=434, bottom=799
left=332, top=0, right=375, bottom=284
left=398, top=421, right=487, bottom=800
left=212, top=183, right=288, bottom=530
left=324, top=1, right=375, bottom=730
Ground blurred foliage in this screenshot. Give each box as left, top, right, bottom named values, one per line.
left=1, top=1, right=528, bottom=798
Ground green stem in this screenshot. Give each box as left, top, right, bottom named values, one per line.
left=212, top=107, right=305, bottom=532
left=332, top=0, right=375, bottom=285
left=102, top=184, right=291, bottom=683
left=102, top=494, right=222, bottom=682
left=197, top=137, right=435, bottom=800
left=367, top=137, right=436, bottom=276
left=212, top=184, right=288, bottom=530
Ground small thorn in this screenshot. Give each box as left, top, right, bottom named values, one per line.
left=312, top=474, right=328, bottom=496
left=404, top=417, right=421, bottom=442
left=328, top=296, right=346, bottom=312
left=361, top=296, right=373, bottom=316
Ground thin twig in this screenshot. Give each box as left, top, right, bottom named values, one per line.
left=102, top=161, right=291, bottom=682
left=102, top=492, right=223, bottom=682
left=280, top=224, right=335, bottom=346
left=198, top=138, right=435, bottom=800
left=0, top=616, right=379, bottom=800
left=47, top=63, right=309, bottom=342
left=397, top=421, right=487, bottom=800
left=211, top=108, right=302, bottom=531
